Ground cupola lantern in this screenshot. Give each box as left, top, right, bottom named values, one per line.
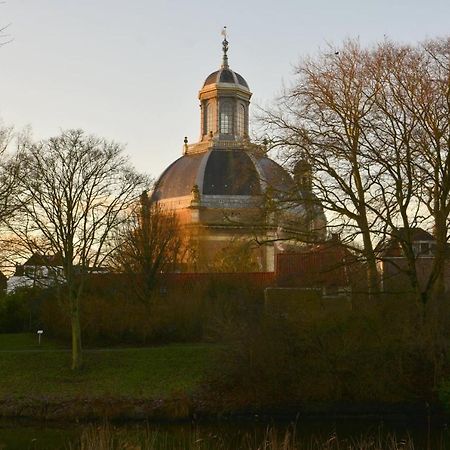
left=198, top=28, right=252, bottom=143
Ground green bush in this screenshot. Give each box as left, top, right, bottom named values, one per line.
left=37, top=276, right=264, bottom=346
left=0, top=288, right=45, bottom=333
left=206, top=292, right=450, bottom=410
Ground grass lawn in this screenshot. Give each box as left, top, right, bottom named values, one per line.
left=0, top=332, right=67, bottom=351
left=0, top=333, right=217, bottom=400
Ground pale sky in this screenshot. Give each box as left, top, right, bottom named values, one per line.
left=1, top=0, right=449, bottom=179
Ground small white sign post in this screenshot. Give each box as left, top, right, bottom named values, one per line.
left=37, top=330, right=44, bottom=345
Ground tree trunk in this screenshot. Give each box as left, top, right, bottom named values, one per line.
left=366, top=252, right=379, bottom=299
left=429, top=215, right=448, bottom=302
left=70, top=295, right=83, bottom=370
left=359, top=218, right=379, bottom=299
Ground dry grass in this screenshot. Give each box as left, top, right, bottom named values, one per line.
left=68, top=423, right=421, bottom=450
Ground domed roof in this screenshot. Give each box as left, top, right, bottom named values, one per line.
left=203, top=68, right=249, bottom=90
left=152, top=149, right=294, bottom=202
left=201, top=31, right=250, bottom=91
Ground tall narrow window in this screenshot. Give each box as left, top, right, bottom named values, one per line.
left=237, top=104, right=246, bottom=136
left=220, top=101, right=233, bottom=134
left=203, top=102, right=214, bottom=135
left=207, top=102, right=213, bottom=134
left=203, top=103, right=209, bottom=135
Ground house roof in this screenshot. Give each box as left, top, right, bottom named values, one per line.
left=395, top=228, right=434, bottom=242
left=24, top=252, right=63, bottom=267
left=379, top=228, right=435, bottom=258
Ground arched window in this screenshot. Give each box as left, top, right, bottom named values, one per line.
left=220, top=101, right=233, bottom=134
left=237, top=104, right=246, bottom=136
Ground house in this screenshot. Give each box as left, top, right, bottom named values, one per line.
left=0, top=271, right=7, bottom=293
left=377, top=228, right=448, bottom=293
left=6, top=253, right=64, bottom=294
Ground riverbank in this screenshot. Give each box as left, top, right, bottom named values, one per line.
left=0, top=333, right=217, bottom=420
left=0, top=394, right=442, bottom=422
left=0, top=333, right=445, bottom=423
left=0, top=333, right=215, bottom=398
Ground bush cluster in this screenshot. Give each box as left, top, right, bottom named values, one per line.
left=205, top=292, right=450, bottom=410
left=0, top=288, right=44, bottom=333
left=6, top=280, right=450, bottom=412
left=38, top=276, right=264, bottom=345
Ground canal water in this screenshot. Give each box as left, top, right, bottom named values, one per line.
left=0, top=417, right=449, bottom=449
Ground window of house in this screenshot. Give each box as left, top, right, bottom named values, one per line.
left=421, top=243, right=429, bottom=255
left=413, top=241, right=435, bottom=256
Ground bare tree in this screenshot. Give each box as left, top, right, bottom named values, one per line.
left=0, top=125, right=23, bottom=278
left=362, top=38, right=450, bottom=307
left=110, top=191, right=183, bottom=301
left=263, top=37, right=450, bottom=305
left=0, top=23, right=11, bottom=47
left=10, top=129, right=147, bottom=369
left=208, top=237, right=261, bottom=273
left=263, top=40, right=381, bottom=297
left=0, top=124, right=19, bottom=222
left=410, top=38, right=450, bottom=301
left=362, top=42, right=428, bottom=304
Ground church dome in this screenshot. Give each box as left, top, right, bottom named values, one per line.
left=152, top=149, right=294, bottom=203
left=151, top=30, right=327, bottom=272
left=203, top=68, right=249, bottom=90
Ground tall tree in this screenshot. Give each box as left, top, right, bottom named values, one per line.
left=264, top=40, right=381, bottom=297
left=11, top=129, right=146, bottom=369
left=110, top=191, right=183, bottom=301
left=0, top=124, right=19, bottom=223
left=263, top=37, right=450, bottom=304
left=359, top=39, right=450, bottom=306
left=410, top=39, right=450, bottom=301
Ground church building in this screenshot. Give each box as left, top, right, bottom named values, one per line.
left=152, top=32, right=326, bottom=271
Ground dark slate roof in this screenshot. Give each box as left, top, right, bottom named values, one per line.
left=152, top=149, right=296, bottom=201
left=152, top=153, right=206, bottom=201
left=24, top=252, right=63, bottom=267
left=203, top=68, right=249, bottom=89
left=257, top=156, right=295, bottom=192
left=395, top=228, right=434, bottom=242
left=203, top=150, right=261, bottom=195
left=378, top=228, right=436, bottom=257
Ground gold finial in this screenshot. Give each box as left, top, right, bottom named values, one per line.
left=221, top=26, right=229, bottom=69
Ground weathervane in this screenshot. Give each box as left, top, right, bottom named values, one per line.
left=221, top=26, right=229, bottom=69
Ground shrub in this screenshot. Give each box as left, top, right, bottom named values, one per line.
left=0, top=288, right=45, bottom=333
left=38, top=275, right=265, bottom=346
left=205, top=291, right=450, bottom=410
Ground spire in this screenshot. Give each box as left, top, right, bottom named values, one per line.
left=221, top=26, right=229, bottom=69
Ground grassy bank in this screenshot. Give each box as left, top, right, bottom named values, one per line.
left=0, top=333, right=216, bottom=400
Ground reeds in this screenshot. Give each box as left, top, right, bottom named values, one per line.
left=68, top=423, right=422, bottom=450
